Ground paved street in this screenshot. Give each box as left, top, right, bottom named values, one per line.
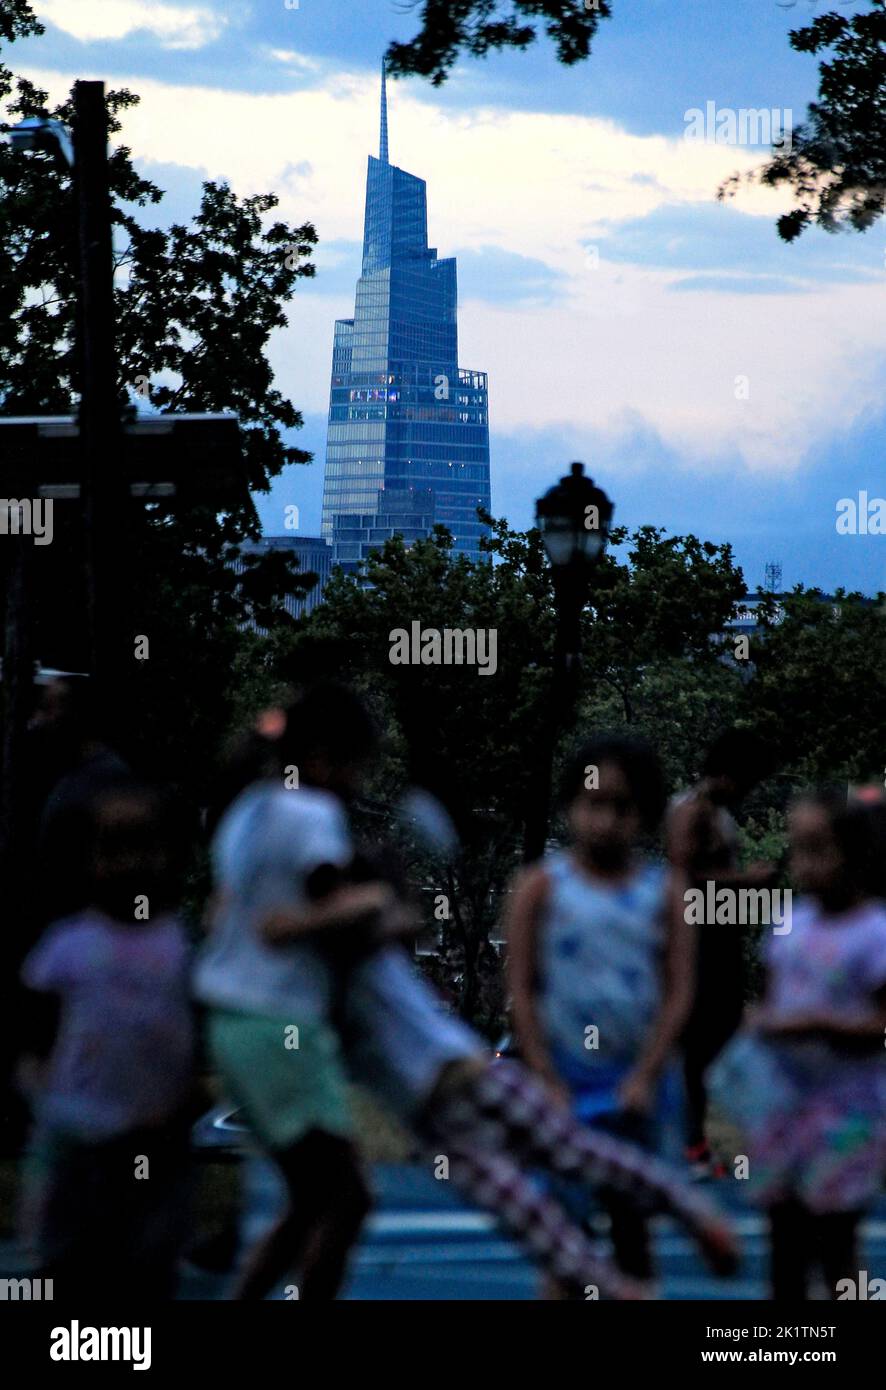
left=3, top=1158, right=884, bottom=1300
left=228, top=1159, right=886, bottom=1301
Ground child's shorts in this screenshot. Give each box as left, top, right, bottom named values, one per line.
left=207, top=1006, right=353, bottom=1152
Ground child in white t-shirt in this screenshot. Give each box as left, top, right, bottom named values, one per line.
left=194, top=688, right=387, bottom=1300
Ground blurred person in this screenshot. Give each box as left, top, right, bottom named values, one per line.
left=192, top=690, right=381, bottom=1301
left=338, top=946, right=738, bottom=1301
left=35, top=675, right=131, bottom=925
left=17, top=780, right=197, bottom=1300
left=709, top=790, right=886, bottom=1301
left=257, top=692, right=737, bottom=1299
left=506, top=734, right=696, bottom=1289
left=667, top=728, right=777, bottom=1176
left=1, top=676, right=129, bottom=1154
left=203, top=705, right=291, bottom=840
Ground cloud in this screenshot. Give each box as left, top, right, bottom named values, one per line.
left=594, top=201, right=882, bottom=287
left=134, top=159, right=212, bottom=227
left=483, top=401, right=886, bottom=596
left=16, top=64, right=788, bottom=261
left=457, top=270, right=886, bottom=475
left=263, top=49, right=321, bottom=74
left=670, top=274, right=806, bottom=295
left=255, top=401, right=886, bottom=595
left=15, top=62, right=886, bottom=480
left=453, top=246, right=568, bottom=306
left=36, top=0, right=227, bottom=50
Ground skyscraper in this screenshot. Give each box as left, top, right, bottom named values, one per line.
left=321, top=64, right=491, bottom=573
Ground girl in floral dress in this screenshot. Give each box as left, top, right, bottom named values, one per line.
left=710, top=791, right=886, bottom=1301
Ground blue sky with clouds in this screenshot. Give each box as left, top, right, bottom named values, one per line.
left=8, top=0, right=886, bottom=594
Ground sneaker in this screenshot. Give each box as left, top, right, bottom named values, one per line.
left=686, top=1141, right=712, bottom=1181
left=697, top=1219, right=740, bottom=1279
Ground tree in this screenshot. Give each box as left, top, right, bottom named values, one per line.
left=578, top=525, right=746, bottom=724
left=385, top=0, right=611, bottom=86
left=0, top=15, right=320, bottom=794
left=720, top=1, right=886, bottom=240
left=745, top=587, right=886, bottom=784
left=387, top=0, right=886, bottom=242
left=279, top=525, right=551, bottom=1025
left=279, top=517, right=747, bottom=1023
left=0, top=2, right=41, bottom=96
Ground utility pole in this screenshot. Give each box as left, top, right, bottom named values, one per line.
left=0, top=515, right=33, bottom=860
left=74, top=80, right=127, bottom=706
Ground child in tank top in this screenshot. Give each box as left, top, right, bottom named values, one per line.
left=507, top=734, right=695, bottom=1287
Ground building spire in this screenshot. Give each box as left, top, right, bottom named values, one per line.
left=380, top=59, right=389, bottom=164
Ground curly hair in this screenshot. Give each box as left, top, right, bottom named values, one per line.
left=560, top=733, right=667, bottom=832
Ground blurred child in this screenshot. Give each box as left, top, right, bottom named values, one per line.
left=709, top=790, right=886, bottom=1301
left=340, top=945, right=736, bottom=1300
left=257, top=696, right=735, bottom=1299
left=667, top=728, right=777, bottom=1176
left=193, top=692, right=381, bottom=1300
left=18, top=780, right=196, bottom=1300
left=507, top=735, right=695, bottom=1287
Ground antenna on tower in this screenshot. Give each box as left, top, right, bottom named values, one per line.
left=380, top=59, right=389, bottom=164
left=764, top=560, right=782, bottom=593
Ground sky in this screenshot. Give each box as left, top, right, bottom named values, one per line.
left=7, top=0, right=886, bottom=595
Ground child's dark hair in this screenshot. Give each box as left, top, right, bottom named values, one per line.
left=280, top=682, right=378, bottom=768
left=796, top=788, right=886, bottom=898
left=561, top=733, right=667, bottom=832
left=87, top=779, right=174, bottom=862
left=703, top=728, right=775, bottom=791
left=208, top=726, right=281, bottom=832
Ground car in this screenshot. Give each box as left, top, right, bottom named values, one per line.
left=190, top=1103, right=252, bottom=1156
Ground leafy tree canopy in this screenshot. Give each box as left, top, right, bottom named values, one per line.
left=275, top=517, right=748, bottom=1017
left=747, top=587, right=886, bottom=782
left=720, top=0, right=886, bottom=239
left=0, top=18, right=320, bottom=791
left=385, top=0, right=611, bottom=86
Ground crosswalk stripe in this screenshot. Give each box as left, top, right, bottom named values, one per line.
left=359, top=1210, right=886, bottom=1241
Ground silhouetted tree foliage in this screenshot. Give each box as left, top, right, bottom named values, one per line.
left=1, top=10, right=319, bottom=794
left=721, top=1, right=886, bottom=239
left=388, top=0, right=885, bottom=241
left=386, top=0, right=611, bottom=86
left=279, top=517, right=747, bottom=1020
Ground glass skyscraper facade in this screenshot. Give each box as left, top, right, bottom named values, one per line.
left=321, top=65, right=491, bottom=572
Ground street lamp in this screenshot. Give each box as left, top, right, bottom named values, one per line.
left=8, top=115, right=74, bottom=167
left=536, top=460, right=614, bottom=664
left=523, top=462, right=614, bottom=861
left=536, top=460, right=613, bottom=563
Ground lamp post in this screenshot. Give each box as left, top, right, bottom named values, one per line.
left=522, top=462, right=614, bottom=862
